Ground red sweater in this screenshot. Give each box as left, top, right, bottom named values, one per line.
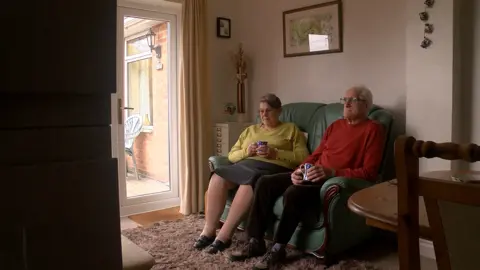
left=301, top=119, right=386, bottom=182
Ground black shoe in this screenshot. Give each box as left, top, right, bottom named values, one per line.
left=252, top=248, right=286, bottom=270
left=193, top=235, right=215, bottom=250
left=229, top=238, right=267, bottom=262
left=204, top=239, right=232, bottom=254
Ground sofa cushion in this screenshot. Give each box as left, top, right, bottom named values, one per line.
left=217, top=101, right=394, bottom=255
left=276, top=102, right=393, bottom=177
left=266, top=102, right=392, bottom=154
left=254, top=102, right=324, bottom=153
left=278, top=103, right=324, bottom=153
left=272, top=196, right=324, bottom=229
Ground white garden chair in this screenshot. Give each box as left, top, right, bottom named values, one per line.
left=125, top=114, right=143, bottom=180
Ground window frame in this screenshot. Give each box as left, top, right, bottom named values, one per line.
left=124, top=33, right=155, bottom=133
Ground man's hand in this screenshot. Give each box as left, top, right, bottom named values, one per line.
left=247, top=143, right=258, bottom=157
left=306, top=166, right=333, bottom=183
left=291, top=169, right=304, bottom=185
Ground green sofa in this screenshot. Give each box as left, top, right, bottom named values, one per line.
left=207, top=102, right=394, bottom=261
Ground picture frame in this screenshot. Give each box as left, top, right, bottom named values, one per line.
left=217, top=17, right=231, bottom=38
left=283, top=1, right=343, bottom=57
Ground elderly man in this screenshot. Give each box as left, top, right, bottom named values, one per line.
left=229, top=86, right=386, bottom=270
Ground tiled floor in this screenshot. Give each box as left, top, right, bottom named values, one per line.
left=126, top=173, right=170, bottom=198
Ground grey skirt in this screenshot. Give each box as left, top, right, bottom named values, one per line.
left=214, top=159, right=292, bottom=188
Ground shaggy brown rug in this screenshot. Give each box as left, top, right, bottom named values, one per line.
left=122, top=215, right=381, bottom=270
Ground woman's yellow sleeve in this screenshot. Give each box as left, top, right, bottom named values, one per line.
left=227, top=128, right=250, bottom=163
left=276, top=126, right=309, bottom=166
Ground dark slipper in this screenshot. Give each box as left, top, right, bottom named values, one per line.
left=204, top=239, right=232, bottom=254
left=193, top=235, right=215, bottom=250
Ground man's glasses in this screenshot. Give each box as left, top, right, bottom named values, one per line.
left=340, top=97, right=365, bottom=104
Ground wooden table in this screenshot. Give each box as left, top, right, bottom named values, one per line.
left=348, top=179, right=430, bottom=239
left=347, top=170, right=462, bottom=239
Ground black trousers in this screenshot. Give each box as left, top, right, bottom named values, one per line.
left=246, top=172, right=322, bottom=244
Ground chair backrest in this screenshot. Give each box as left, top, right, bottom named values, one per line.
left=256, top=102, right=395, bottom=180
left=395, top=135, right=480, bottom=270
left=125, top=114, right=143, bottom=149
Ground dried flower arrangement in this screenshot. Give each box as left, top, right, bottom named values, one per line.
left=233, top=43, right=247, bottom=78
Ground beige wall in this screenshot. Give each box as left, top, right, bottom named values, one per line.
left=406, top=0, right=479, bottom=172
left=226, top=0, right=479, bottom=172
left=233, top=0, right=407, bottom=132
left=469, top=1, right=480, bottom=170
left=208, top=0, right=243, bottom=123
left=122, top=0, right=480, bottom=172
left=405, top=0, right=457, bottom=172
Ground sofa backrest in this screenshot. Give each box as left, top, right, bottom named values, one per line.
left=272, top=102, right=395, bottom=180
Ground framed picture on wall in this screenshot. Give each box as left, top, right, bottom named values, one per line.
left=217, top=17, right=231, bottom=38
left=283, top=1, right=343, bottom=57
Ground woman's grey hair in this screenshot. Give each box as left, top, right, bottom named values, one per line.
left=351, top=85, right=373, bottom=110
left=260, top=93, right=282, bottom=109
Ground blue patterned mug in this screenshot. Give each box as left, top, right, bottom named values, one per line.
left=256, top=141, right=268, bottom=155
left=300, top=163, right=314, bottom=181
left=256, top=141, right=268, bottom=146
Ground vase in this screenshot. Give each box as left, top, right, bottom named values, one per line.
left=236, top=81, right=245, bottom=114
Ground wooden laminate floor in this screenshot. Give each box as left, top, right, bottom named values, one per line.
left=128, top=206, right=184, bottom=227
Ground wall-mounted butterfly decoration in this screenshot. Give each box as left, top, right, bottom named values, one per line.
left=419, top=0, right=435, bottom=49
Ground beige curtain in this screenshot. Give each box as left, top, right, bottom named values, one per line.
left=178, top=0, right=212, bottom=215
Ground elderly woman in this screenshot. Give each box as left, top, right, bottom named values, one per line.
left=194, top=94, right=309, bottom=254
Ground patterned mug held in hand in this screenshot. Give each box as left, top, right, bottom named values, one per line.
left=300, top=163, right=314, bottom=181
left=256, top=141, right=268, bottom=146
left=256, top=141, right=268, bottom=155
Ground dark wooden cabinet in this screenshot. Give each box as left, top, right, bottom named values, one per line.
left=1, top=0, right=121, bottom=269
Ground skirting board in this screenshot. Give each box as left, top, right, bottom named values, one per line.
left=420, top=238, right=436, bottom=260
left=120, top=197, right=180, bottom=217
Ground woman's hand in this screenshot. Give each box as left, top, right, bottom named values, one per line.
left=257, top=146, right=277, bottom=159
left=247, top=143, right=258, bottom=157
left=291, top=169, right=303, bottom=185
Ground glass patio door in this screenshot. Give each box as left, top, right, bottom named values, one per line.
left=112, top=6, right=179, bottom=216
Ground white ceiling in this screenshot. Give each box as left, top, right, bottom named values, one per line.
left=123, top=0, right=163, bottom=5
left=119, top=0, right=180, bottom=7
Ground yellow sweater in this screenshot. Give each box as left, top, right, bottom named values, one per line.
left=228, top=122, right=309, bottom=169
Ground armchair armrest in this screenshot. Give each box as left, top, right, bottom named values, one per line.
left=208, top=156, right=232, bottom=172
left=317, top=177, right=375, bottom=255
left=320, top=177, right=373, bottom=200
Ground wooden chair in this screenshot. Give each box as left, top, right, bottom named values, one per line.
left=395, top=135, right=480, bottom=270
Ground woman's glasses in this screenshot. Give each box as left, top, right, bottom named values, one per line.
left=258, top=108, right=274, bottom=115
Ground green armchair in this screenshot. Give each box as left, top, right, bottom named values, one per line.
left=207, top=102, right=394, bottom=261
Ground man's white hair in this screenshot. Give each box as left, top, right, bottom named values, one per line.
left=350, top=85, right=373, bottom=110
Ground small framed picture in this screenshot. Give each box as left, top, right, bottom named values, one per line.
left=217, top=17, right=231, bottom=38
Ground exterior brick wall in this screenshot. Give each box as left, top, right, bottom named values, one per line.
left=126, top=22, right=170, bottom=184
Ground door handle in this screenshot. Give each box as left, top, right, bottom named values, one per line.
left=118, top=98, right=135, bottom=124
